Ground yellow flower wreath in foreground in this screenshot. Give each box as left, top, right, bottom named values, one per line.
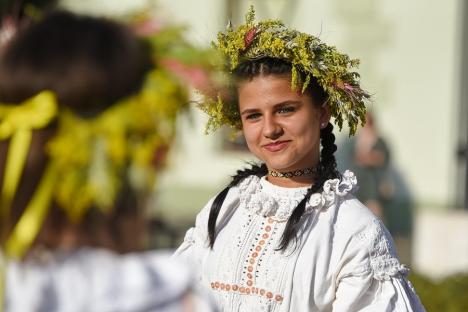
left=0, top=18, right=215, bottom=259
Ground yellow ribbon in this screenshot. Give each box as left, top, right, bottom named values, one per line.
left=5, top=163, right=57, bottom=259
left=0, top=91, right=57, bottom=219
left=0, top=252, right=4, bottom=312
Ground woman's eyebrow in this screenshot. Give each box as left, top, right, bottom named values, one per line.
left=240, top=100, right=301, bottom=115
left=240, top=108, right=260, bottom=116
left=273, top=100, right=302, bottom=108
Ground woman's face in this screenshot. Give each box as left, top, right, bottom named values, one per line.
left=238, top=75, right=330, bottom=172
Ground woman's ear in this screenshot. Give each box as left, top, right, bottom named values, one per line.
left=319, top=104, right=332, bottom=125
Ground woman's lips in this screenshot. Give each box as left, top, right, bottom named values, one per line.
left=263, top=140, right=291, bottom=152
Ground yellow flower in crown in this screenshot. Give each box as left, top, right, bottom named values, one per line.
left=198, top=6, right=370, bottom=136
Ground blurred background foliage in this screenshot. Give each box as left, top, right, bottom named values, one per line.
left=410, top=272, right=468, bottom=311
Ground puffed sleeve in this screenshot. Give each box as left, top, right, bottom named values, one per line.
left=173, top=197, right=213, bottom=281
left=332, top=219, right=426, bottom=312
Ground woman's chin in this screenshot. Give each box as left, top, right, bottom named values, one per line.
left=265, top=160, right=296, bottom=171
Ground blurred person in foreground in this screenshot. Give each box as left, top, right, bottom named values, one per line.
left=175, top=7, right=425, bottom=311
left=0, top=10, right=216, bottom=312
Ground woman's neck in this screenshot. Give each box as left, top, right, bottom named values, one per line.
left=266, top=174, right=315, bottom=188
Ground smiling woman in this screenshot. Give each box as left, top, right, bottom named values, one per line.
left=175, top=7, right=426, bottom=312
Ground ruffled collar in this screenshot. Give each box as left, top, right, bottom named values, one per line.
left=237, top=170, right=358, bottom=222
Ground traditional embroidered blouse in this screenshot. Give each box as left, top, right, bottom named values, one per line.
left=175, top=171, right=425, bottom=311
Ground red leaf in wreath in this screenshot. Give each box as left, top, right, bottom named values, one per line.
left=244, top=27, right=258, bottom=48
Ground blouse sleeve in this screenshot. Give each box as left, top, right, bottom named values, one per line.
left=332, top=219, right=426, bottom=312
left=173, top=197, right=213, bottom=281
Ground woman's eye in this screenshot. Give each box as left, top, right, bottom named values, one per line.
left=246, top=113, right=261, bottom=120
left=277, top=106, right=296, bottom=114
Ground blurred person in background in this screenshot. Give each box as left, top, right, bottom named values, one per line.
left=337, top=111, right=414, bottom=265
left=0, top=7, right=216, bottom=312
left=175, top=7, right=425, bottom=312
left=346, top=111, right=389, bottom=218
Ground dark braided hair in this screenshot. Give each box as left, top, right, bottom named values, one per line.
left=277, top=123, right=339, bottom=250
left=208, top=57, right=340, bottom=250
left=207, top=163, right=267, bottom=245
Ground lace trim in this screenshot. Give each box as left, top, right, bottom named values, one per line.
left=372, top=257, right=409, bottom=281
left=358, top=219, right=410, bottom=281
left=238, top=170, right=358, bottom=221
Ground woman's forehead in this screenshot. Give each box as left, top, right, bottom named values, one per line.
left=238, top=75, right=312, bottom=108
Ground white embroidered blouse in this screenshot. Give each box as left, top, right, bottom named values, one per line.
left=175, top=171, right=426, bottom=312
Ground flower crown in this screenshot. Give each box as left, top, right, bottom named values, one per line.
left=199, top=6, right=370, bottom=136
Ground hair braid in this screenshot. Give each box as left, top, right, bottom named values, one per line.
left=318, top=123, right=340, bottom=180
left=208, top=163, right=267, bottom=247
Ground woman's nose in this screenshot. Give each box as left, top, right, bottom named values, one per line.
left=263, top=116, right=283, bottom=139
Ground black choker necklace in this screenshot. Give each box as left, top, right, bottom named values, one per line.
left=268, top=167, right=318, bottom=178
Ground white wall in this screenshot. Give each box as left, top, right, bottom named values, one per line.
left=376, top=0, right=462, bottom=209
left=414, top=210, right=468, bottom=278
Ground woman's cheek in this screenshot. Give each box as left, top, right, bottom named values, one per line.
left=242, top=123, right=256, bottom=142
left=243, top=124, right=261, bottom=155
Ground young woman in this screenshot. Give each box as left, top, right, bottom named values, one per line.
left=0, top=10, right=216, bottom=311
left=175, top=8, right=425, bottom=312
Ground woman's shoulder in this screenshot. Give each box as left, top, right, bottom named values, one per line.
left=193, top=180, right=245, bottom=224
left=320, top=170, right=378, bottom=231
left=333, top=184, right=393, bottom=248
left=335, top=195, right=379, bottom=234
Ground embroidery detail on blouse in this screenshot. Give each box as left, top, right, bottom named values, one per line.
left=245, top=218, right=274, bottom=286
left=358, top=218, right=409, bottom=281
left=210, top=216, right=284, bottom=304
left=237, top=170, right=358, bottom=221
left=210, top=280, right=283, bottom=303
